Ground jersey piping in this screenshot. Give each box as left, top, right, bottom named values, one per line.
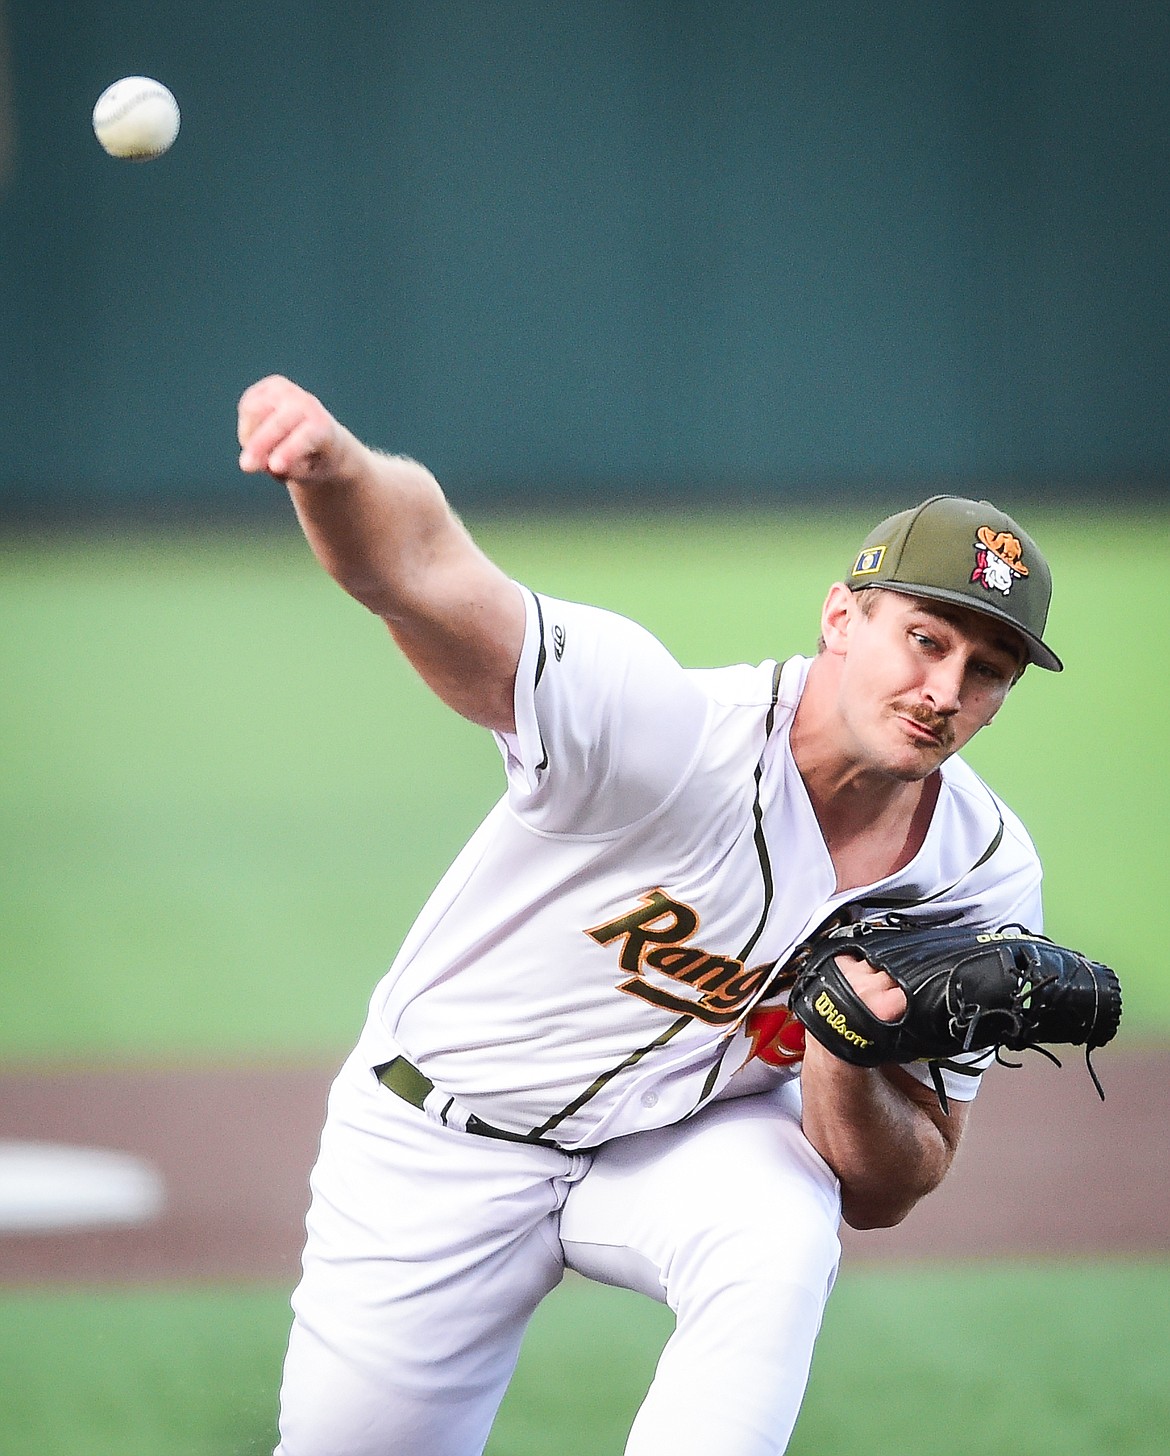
left=738, top=660, right=784, bottom=964
left=856, top=791, right=1006, bottom=916
left=531, top=593, right=549, bottom=773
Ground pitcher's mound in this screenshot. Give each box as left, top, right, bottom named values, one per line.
left=0, top=1141, right=165, bottom=1234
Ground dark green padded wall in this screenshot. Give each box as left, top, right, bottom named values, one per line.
left=1, top=1, right=1166, bottom=513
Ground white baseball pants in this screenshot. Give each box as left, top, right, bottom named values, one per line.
left=560, top=1077, right=842, bottom=1456
left=274, top=1051, right=841, bottom=1456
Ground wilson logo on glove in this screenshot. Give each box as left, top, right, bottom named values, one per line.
left=812, top=991, right=875, bottom=1050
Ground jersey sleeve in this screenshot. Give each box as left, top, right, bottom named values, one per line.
left=494, top=587, right=711, bottom=836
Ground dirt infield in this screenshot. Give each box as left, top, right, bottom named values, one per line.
left=1, top=1049, right=1166, bottom=1285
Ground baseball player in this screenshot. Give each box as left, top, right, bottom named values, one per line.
left=237, top=375, right=1063, bottom=1456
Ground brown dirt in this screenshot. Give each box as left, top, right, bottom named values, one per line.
left=0, top=1048, right=1166, bottom=1285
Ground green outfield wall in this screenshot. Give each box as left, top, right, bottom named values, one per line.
left=1, top=1, right=1168, bottom=515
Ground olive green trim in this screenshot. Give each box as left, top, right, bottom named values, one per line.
left=531, top=1016, right=691, bottom=1139
left=737, top=659, right=783, bottom=965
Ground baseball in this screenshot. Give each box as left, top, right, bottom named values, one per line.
left=92, top=77, right=180, bottom=161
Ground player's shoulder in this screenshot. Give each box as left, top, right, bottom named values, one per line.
left=886, top=757, right=1043, bottom=933
left=939, top=753, right=1038, bottom=862
left=683, top=653, right=807, bottom=708
left=684, top=661, right=777, bottom=704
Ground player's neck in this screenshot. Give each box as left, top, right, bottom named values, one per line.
left=791, top=655, right=940, bottom=891
left=808, top=771, right=939, bottom=893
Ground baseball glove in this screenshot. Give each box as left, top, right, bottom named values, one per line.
left=787, top=919, right=1122, bottom=1111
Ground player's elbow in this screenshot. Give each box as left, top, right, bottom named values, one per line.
left=838, top=1170, right=942, bottom=1228
left=840, top=1179, right=930, bottom=1230
left=838, top=1146, right=954, bottom=1230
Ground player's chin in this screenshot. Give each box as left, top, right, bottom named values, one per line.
left=876, top=737, right=951, bottom=782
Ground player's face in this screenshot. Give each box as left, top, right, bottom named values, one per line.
left=827, top=587, right=1024, bottom=781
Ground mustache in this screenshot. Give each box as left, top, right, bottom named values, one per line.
left=895, top=701, right=956, bottom=747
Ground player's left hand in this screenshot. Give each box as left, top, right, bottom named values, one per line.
left=789, top=920, right=1122, bottom=1107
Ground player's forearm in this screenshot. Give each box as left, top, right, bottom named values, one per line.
left=286, top=450, right=525, bottom=729
left=238, top=375, right=525, bottom=731
left=799, top=1043, right=965, bottom=1230
left=237, top=373, right=473, bottom=618
left=285, top=442, right=467, bottom=618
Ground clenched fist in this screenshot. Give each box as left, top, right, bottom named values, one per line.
left=836, top=957, right=908, bottom=1022
left=237, top=375, right=357, bottom=484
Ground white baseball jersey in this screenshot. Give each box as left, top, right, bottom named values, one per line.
left=359, top=586, right=1043, bottom=1151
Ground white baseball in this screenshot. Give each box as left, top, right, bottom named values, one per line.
left=92, top=77, right=180, bottom=161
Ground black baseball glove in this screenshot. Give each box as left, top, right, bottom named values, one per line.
left=787, top=919, right=1122, bottom=1111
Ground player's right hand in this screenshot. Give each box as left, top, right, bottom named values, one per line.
left=834, top=955, right=908, bottom=1022
left=237, top=375, right=352, bottom=484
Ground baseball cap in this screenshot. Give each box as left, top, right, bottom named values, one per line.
left=845, top=495, right=1062, bottom=672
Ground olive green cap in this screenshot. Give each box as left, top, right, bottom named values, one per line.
left=846, top=495, right=1062, bottom=671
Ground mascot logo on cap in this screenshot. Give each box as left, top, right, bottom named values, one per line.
left=971, top=527, right=1029, bottom=597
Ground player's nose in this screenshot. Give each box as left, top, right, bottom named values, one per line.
left=921, top=655, right=964, bottom=713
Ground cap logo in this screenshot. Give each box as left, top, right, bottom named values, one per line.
left=971, top=526, right=1029, bottom=597
left=852, top=545, right=886, bottom=576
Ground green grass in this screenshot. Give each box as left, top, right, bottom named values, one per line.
left=789, top=1260, right=1170, bottom=1456
left=2, top=511, right=1165, bottom=1453
left=2, top=509, right=1167, bottom=1059
left=1, top=1263, right=1167, bottom=1455
left=0, top=1284, right=288, bottom=1455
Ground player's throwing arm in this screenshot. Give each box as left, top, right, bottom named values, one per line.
left=237, top=376, right=525, bottom=731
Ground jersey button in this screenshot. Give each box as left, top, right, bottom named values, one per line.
left=641, top=1091, right=659, bottom=1108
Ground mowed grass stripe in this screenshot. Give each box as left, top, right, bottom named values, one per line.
left=1, top=510, right=1167, bottom=1060
left=0, top=1263, right=1167, bottom=1454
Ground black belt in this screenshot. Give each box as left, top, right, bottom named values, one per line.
left=375, top=1057, right=565, bottom=1150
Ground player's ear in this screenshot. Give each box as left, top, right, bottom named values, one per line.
left=819, top=583, right=856, bottom=658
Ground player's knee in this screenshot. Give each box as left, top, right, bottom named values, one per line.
left=666, top=1206, right=840, bottom=1313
